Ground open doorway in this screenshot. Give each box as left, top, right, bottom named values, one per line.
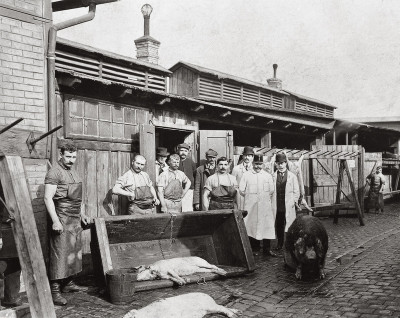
left=155, top=127, right=193, bottom=156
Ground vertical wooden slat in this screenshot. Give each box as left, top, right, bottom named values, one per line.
left=344, top=160, right=365, bottom=226
left=333, top=160, right=344, bottom=224
left=97, top=151, right=109, bottom=217
left=85, top=150, right=98, bottom=218
left=0, top=156, right=56, bottom=318
left=110, top=151, right=119, bottom=215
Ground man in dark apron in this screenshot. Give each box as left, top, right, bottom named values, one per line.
left=112, top=155, right=160, bottom=215
left=203, top=157, right=238, bottom=211
left=44, top=142, right=90, bottom=306
left=157, top=154, right=191, bottom=213
left=366, top=166, right=385, bottom=213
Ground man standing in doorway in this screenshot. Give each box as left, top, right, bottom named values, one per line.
left=203, top=157, right=238, bottom=211
left=239, top=154, right=276, bottom=256
left=155, top=147, right=169, bottom=183
left=366, top=166, right=385, bottom=213
left=44, top=142, right=90, bottom=306
left=157, top=154, right=191, bottom=213
left=273, top=153, right=300, bottom=251
left=112, top=154, right=159, bottom=215
left=177, top=143, right=196, bottom=212
left=232, top=146, right=255, bottom=210
left=193, top=149, right=218, bottom=211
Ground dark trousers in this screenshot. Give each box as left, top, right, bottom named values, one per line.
left=275, top=209, right=286, bottom=247
left=249, top=237, right=272, bottom=252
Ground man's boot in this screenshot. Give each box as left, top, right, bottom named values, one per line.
left=51, top=281, right=67, bottom=306
left=61, top=278, right=88, bottom=293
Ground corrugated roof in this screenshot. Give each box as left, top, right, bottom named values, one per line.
left=57, top=37, right=171, bottom=74
left=169, top=61, right=288, bottom=95
left=283, top=90, right=337, bottom=109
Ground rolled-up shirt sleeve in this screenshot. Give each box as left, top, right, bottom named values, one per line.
left=204, top=177, right=213, bottom=192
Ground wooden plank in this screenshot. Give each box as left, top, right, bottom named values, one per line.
left=94, top=218, right=113, bottom=281
left=139, top=124, right=156, bottom=185
left=313, top=174, right=337, bottom=187
left=58, top=138, right=133, bottom=152
left=85, top=150, right=98, bottom=218
left=232, top=210, right=255, bottom=271
left=344, top=160, right=365, bottom=226
left=0, top=304, right=31, bottom=318
left=333, top=160, right=345, bottom=224
left=109, top=151, right=119, bottom=215
left=0, top=156, right=56, bottom=318
left=96, top=151, right=109, bottom=217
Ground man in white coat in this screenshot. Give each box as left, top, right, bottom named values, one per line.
left=273, top=153, right=300, bottom=251
left=232, top=146, right=254, bottom=210
left=239, top=154, right=276, bottom=256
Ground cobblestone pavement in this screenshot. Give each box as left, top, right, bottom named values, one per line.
left=56, top=201, right=400, bottom=317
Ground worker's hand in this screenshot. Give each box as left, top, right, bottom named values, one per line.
left=52, top=221, right=63, bottom=233
left=153, top=198, right=160, bottom=206
left=81, top=214, right=90, bottom=225
left=194, top=203, right=200, bottom=211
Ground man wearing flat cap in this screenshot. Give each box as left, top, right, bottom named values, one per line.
left=239, top=154, right=276, bottom=256
left=272, top=153, right=300, bottom=251
left=176, top=143, right=196, bottom=212
left=194, top=149, right=218, bottom=210
left=232, top=146, right=255, bottom=210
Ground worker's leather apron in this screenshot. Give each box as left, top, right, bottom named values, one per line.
left=49, top=182, right=83, bottom=280
left=129, top=185, right=154, bottom=215
left=164, top=177, right=183, bottom=213
left=209, top=174, right=237, bottom=210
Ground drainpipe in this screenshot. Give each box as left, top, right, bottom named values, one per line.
left=47, top=3, right=97, bottom=164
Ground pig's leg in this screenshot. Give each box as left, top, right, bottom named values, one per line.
left=198, top=265, right=227, bottom=276
left=318, top=258, right=326, bottom=279
left=207, top=304, right=239, bottom=318
left=166, top=270, right=187, bottom=285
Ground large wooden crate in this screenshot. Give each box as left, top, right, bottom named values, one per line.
left=91, top=210, right=255, bottom=292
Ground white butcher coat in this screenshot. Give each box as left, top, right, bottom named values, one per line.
left=239, top=170, right=276, bottom=240
left=232, top=163, right=252, bottom=210
left=272, top=170, right=300, bottom=232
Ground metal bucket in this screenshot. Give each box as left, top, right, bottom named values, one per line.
left=106, top=268, right=137, bottom=305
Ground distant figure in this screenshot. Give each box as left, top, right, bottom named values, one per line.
left=157, top=154, right=191, bottom=213
left=239, top=154, right=276, bottom=256
left=112, top=155, right=159, bottom=215
left=366, top=166, right=385, bottom=213
left=273, top=153, right=300, bottom=251
left=193, top=149, right=218, bottom=211
left=232, top=146, right=254, bottom=210
left=203, top=157, right=238, bottom=211
left=177, top=143, right=196, bottom=212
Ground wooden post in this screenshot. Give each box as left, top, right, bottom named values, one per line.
left=344, top=159, right=365, bottom=226
left=333, top=160, right=345, bottom=224
left=358, top=146, right=365, bottom=216
left=309, top=158, right=314, bottom=210
left=345, top=132, right=349, bottom=145
left=0, top=156, right=56, bottom=318
left=260, top=130, right=271, bottom=148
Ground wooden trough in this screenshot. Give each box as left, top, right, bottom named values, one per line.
left=91, top=210, right=255, bottom=292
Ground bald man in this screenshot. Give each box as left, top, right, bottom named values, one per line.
left=112, top=154, right=159, bottom=215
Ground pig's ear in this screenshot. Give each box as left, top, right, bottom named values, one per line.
left=294, top=238, right=305, bottom=254
left=315, top=239, right=324, bottom=258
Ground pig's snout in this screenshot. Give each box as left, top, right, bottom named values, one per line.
left=305, top=247, right=316, bottom=260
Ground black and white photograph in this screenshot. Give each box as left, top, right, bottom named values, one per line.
left=0, top=0, right=400, bottom=317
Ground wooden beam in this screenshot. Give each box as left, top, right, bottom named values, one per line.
left=57, top=77, right=81, bottom=88
left=283, top=123, right=292, bottom=129
left=0, top=156, right=56, bottom=318
left=94, top=218, right=113, bottom=284
left=0, top=304, right=31, bottom=318
left=191, top=105, right=204, bottom=112
left=333, top=160, right=345, bottom=224
left=157, top=97, right=171, bottom=105
left=344, top=160, right=365, bottom=226
left=119, top=88, right=132, bottom=98
left=220, top=111, right=231, bottom=118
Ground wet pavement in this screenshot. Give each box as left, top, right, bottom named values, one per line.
left=55, top=201, right=400, bottom=317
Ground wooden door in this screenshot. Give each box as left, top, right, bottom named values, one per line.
left=140, top=124, right=156, bottom=184
left=199, top=130, right=233, bottom=164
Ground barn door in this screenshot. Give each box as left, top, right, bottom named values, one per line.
left=199, top=130, right=233, bottom=164
left=140, top=124, right=156, bottom=184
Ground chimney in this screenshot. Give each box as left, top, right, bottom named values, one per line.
left=267, top=64, right=282, bottom=90
left=134, top=4, right=160, bottom=64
